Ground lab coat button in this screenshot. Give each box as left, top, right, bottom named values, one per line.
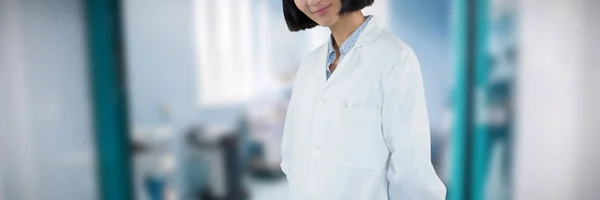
left=313, top=149, right=322, bottom=158
left=319, top=98, right=327, bottom=105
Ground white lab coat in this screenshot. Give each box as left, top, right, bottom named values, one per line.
left=280, top=17, right=446, bottom=200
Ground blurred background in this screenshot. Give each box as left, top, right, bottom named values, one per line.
left=0, top=0, right=598, bottom=199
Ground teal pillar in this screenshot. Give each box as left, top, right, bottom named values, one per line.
left=450, top=0, right=471, bottom=199
left=450, top=0, right=490, bottom=199
left=85, top=0, right=134, bottom=199
left=472, top=0, right=490, bottom=199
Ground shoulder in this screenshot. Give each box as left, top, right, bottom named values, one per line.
left=362, top=31, right=421, bottom=90
left=297, top=43, right=327, bottom=73
left=289, top=42, right=327, bottom=86
left=369, top=30, right=417, bottom=64
left=362, top=30, right=419, bottom=75
left=304, top=42, right=328, bottom=61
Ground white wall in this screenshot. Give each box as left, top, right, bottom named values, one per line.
left=122, top=0, right=199, bottom=198
left=0, top=2, right=8, bottom=199
left=515, top=0, right=599, bottom=199
left=578, top=0, right=600, bottom=198
left=123, top=0, right=198, bottom=128
left=0, top=161, right=3, bottom=200
left=0, top=0, right=97, bottom=199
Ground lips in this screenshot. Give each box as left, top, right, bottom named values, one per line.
left=312, top=5, right=331, bottom=16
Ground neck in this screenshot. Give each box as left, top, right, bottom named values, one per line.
left=329, top=11, right=365, bottom=50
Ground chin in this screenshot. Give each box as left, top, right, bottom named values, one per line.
left=317, top=21, right=335, bottom=27
left=313, top=16, right=339, bottom=27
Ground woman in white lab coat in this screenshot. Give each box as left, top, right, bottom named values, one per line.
left=280, top=0, right=446, bottom=199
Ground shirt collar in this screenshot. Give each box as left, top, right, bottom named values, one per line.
left=327, top=15, right=373, bottom=63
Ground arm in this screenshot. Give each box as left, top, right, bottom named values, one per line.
left=280, top=98, right=294, bottom=176
left=382, top=48, right=446, bottom=200
left=281, top=65, right=304, bottom=177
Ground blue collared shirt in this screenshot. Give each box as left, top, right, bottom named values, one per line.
left=326, top=15, right=373, bottom=80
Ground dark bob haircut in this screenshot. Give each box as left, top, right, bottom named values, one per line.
left=283, top=0, right=375, bottom=32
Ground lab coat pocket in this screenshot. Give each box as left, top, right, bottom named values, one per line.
left=337, top=107, right=386, bottom=170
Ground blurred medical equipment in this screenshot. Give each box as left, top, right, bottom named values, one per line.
left=132, top=126, right=176, bottom=200
left=186, top=109, right=250, bottom=200
left=244, top=86, right=292, bottom=179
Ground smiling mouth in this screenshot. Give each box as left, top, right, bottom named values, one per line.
left=312, top=5, right=331, bottom=15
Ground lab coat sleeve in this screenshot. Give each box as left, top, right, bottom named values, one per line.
left=281, top=63, right=306, bottom=177
left=280, top=98, right=294, bottom=176
left=382, top=49, right=446, bottom=200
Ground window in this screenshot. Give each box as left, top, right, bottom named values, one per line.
left=194, top=0, right=255, bottom=105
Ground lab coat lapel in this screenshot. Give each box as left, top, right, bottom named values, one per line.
left=311, top=47, right=361, bottom=91
left=311, top=44, right=329, bottom=85
left=323, top=49, right=362, bottom=90
left=311, top=16, right=382, bottom=90
left=353, top=16, right=381, bottom=48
